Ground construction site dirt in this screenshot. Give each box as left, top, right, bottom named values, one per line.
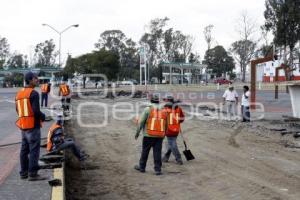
left=65, top=93, right=300, bottom=200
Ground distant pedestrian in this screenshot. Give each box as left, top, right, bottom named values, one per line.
left=15, top=72, right=46, bottom=181
left=241, top=85, right=250, bottom=122
left=134, top=95, right=167, bottom=175
left=222, top=85, right=238, bottom=119
left=40, top=80, right=51, bottom=107
left=162, top=96, right=185, bottom=165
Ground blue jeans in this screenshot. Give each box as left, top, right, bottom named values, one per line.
left=54, top=138, right=83, bottom=160
left=241, top=106, right=250, bottom=122
left=41, top=93, right=48, bottom=107
left=20, top=128, right=41, bottom=177
left=163, top=136, right=182, bottom=162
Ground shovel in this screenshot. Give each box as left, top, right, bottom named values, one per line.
left=180, top=130, right=195, bottom=161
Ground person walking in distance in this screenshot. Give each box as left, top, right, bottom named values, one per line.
left=222, top=85, right=238, bottom=120
left=134, top=95, right=167, bottom=175
left=15, top=72, right=46, bottom=181
left=40, top=80, right=51, bottom=107
left=241, top=85, right=251, bottom=122
left=59, top=80, right=71, bottom=111
left=162, top=96, right=185, bottom=165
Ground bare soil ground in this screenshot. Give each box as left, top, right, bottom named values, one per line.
left=65, top=96, right=300, bottom=200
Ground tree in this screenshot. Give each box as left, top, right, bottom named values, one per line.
left=33, top=39, right=58, bottom=68
left=0, top=36, right=10, bottom=69
left=231, top=12, right=258, bottom=82
left=203, top=24, right=214, bottom=50
left=95, top=30, right=139, bottom=80
left=140, top=17, right=194, bottom=82
left=204, top=45, right=235, bottom=77
left=6, top=53, right=29, bottom=68
left=264, top=0, right=300, bottom=64
left=64, top=49, right=120, bottom=84
left=230, top=40, right=256, bottom=81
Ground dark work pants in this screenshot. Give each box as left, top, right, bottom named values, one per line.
left=54, top=138, right=83, bottom=160
left=61, top=97, right=71, bottom=111
left=139, top=137, right=163, bottom=172
left=241, top=106, right=250, bottom=122
left=41, top=93, right=48, bottom=107
left=20, top=128, right=41, bottom=177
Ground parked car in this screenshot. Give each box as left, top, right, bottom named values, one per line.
left=214, top=78, right=232, bottom=85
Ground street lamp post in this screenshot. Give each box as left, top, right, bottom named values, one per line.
left=42, top=23, right=79, bottom=67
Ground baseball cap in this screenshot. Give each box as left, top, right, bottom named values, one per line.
left=25, top=71, right=38, bottom=82
left=150, top=94, right=160, bottom=103
left=163, top=95, right=174, bottom=103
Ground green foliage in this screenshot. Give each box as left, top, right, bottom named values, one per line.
left=64, top=49, right=120, bottom=80
left=6, top=53, right=29, bottom=69
left=204, top=45, right=235, bottom=77
left=34, top=39, right=58, bottom=68
left=264, top=0, right=300, bottom=51
left=4, top=73, right=23, bottom=87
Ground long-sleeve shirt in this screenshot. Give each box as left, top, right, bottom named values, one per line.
left=30, top=89, right=46, bottom=128
left=136, top=103, right=166, bottom=138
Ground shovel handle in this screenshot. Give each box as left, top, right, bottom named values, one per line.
left=180, top=129, right=188, bottom=150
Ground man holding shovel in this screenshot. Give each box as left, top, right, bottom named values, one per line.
left=134, top=95, right=167, bottom=175
left=162, top=96, right=185, bottom=165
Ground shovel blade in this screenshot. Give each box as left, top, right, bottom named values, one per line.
left=183, top=149, right=195, bottom=161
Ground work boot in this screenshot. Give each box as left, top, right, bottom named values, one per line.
left=28, top=174, right=47, bottom=181
left=20, top=174, right=28, bottom=180
left=79, top=154, right=90, bottom=162
left=134, top=165, right=145, bottom=173
left=176, top=160, right=183, bottom=165
left=155, top=171, right=162, bottom=176
left=162, top=157, right=169, bottom=163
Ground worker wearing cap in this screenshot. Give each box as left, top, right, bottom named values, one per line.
left=222, top=85, right=238, bottom=119
left=162, top=96, right=185, bottom=165
left=134, top=95, right=167, bottom=175
left=58, top=79, right=71, bottom=111
left=15, top=72, right=46, bottom=181
left=40, top=80, right=51, bottom=107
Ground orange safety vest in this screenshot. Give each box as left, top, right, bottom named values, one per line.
left=47, top=123, right=62, bottom=152
left=165, top=107, right=181, bottom=137
left=40, top=83, right=49, bottom=93
left=59, top=84, right=70, bottom=96
left=146, top=108, right=167, bottom=138
left=15, top=88, right=35, bottom=129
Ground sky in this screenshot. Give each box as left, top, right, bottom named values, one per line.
left=0, top=0, right=267, bottom=65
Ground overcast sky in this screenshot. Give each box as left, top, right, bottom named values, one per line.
left=0, top=0, right=267, bottom=64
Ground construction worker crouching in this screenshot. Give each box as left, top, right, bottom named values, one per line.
left=40, top=80, right=51, bottom=107
left=15, top=72, right=46, bottom=181
left=134, top=95, right=167, bottom=175
left=46, top=116, right=89, bottom=161
left=162, top=96, right=185, bottom=165
left=59, top=80, right=71, bottom=111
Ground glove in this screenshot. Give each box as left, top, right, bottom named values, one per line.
left=135, top=133, right=139, bottom=140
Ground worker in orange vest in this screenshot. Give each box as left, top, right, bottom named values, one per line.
left=59, top=80, right=71, bottom=111
left=15, top=72, right=46, bottom=181
left=162, top=96, right=185, bottom=165
left=40, top=80, right=51, bottom=107
left=134, top=95, right=167, bottom=175
left=46, top=116, right=88, bottom=161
